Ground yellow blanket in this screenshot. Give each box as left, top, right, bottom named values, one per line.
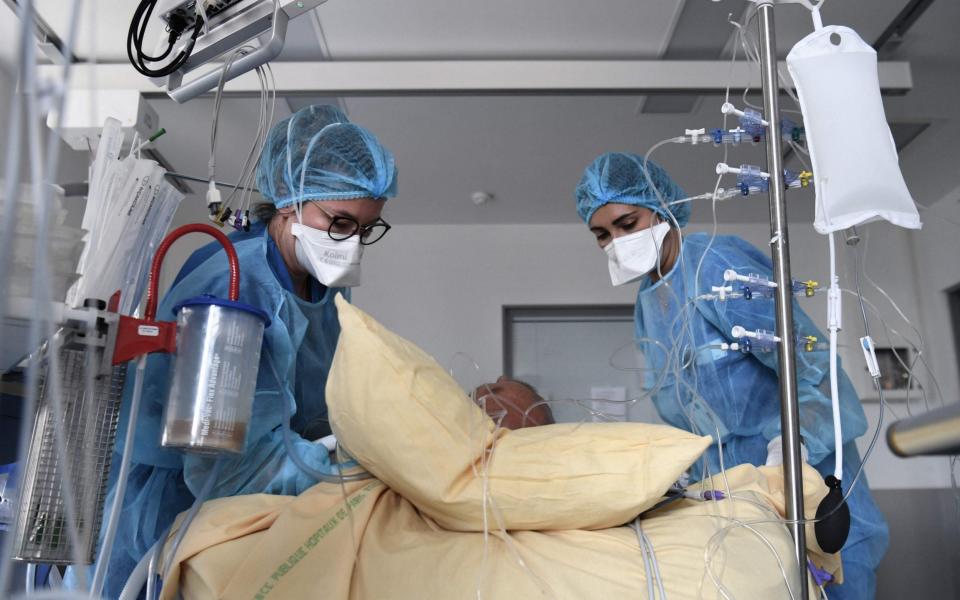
left=161, top=463, right=839, bottom=600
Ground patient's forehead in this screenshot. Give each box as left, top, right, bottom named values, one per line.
left=478, top=380, right=537, bottom=400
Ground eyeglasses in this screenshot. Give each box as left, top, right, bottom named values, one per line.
left=314, top=205, right=392, bottom=245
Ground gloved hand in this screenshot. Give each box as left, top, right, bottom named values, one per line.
left=765, top=436, right=809, bottom=466
left=315, top=434, right=337, bottom=452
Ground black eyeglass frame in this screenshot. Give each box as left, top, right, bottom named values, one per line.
left=325, top=214, right=392, bottom=245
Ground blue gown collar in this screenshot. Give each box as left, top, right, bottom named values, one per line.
left=638, top=237, right=687, bottom=296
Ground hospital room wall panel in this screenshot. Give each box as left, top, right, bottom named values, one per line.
left=354, top=223, right=639, bottom=386
left=881, top=47, right=960, bottom=414
left=882, top=61, right=960, bottom=423
left=873, top=487, right=960, bottom=599
left=507, top=313, right=666, bottom=425
left=906, top=200, right=960, bottom=425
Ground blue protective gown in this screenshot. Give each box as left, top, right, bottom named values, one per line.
left=89, top=223, right=346, bottom=597
left=634, top=232, right=888, bottom=599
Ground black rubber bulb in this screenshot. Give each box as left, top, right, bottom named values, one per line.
left=815, top=475, right=850, bottom=554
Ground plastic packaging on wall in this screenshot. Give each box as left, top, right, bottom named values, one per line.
left=68, top=118, right=183, bottom=309
left=787, top=25, right=921, bottom=234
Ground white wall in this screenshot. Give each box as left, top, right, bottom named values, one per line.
left=908, top=197, right=960, bottom=408
left=354, top=223, right=634, bottom=379
left=872, top=31, right=960, bottom=490
left=891, top=57, right=960, bottom=412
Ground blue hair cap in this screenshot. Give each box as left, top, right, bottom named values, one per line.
left=575, top=152, right=688, bottom=226
left=256, top=104, right=397, bottom=208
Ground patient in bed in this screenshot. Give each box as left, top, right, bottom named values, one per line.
left=157, top=298, right=841, bottom=600
left=474, top=377, right=554, bottom=430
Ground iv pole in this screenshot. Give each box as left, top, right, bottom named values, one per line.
left=755, top=1, right=809, bottom=597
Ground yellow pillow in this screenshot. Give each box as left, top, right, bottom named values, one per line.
left=326, top=295, right=711, bottom=531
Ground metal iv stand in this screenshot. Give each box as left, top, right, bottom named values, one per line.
left=755, top=1, right=809, bottom=597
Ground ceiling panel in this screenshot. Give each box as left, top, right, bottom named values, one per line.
left=639, top=0, right=918, bottom=114
left=312, top=0, right=683, bottom=60
left=25, top=0, right=934, bottom=63
left=879, top=0, right=956, bottom=61
left=276, top=14, right=326, bottom=61
left=33, top=0, right=684, bottom=63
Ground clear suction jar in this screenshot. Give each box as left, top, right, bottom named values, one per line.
left=162, top=295, right=269, bottom=455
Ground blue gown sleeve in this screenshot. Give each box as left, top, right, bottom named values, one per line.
left=690, top=236, right=865, bottom=466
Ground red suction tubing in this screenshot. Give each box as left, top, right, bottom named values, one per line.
left=144, top=223, right=240, bottom=320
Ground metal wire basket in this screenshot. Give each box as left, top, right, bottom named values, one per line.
left=11, top=336, right=126, bottom=565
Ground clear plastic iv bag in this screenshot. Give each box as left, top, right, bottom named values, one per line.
left=787, top=26, right=921, bottom=234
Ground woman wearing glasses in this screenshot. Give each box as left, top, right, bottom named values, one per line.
left=92, top=105, right=397, bottom=597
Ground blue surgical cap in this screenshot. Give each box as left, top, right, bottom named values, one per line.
left=574, top=152, right=689, bottom=227
left=256, top=104, right=398, bottom=208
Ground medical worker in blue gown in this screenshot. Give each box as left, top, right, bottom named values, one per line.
left=574, top=152, right=888, bottom=599
left=87, top=104, right=398, bottom=597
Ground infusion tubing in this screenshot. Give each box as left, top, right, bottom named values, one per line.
left=209, top=48, right=277, bottom=218
left=508, top=335, right=675, bottom=429
left=651, top=272, right=887, bottom=530
left=632, top=132, right=734, bottom=457
left=858, top=230, right=947, bottom=410
left=633, top=27, right=879, bottom=504
left=149, top=460, right=224, bottom=600
left=463, top=372, right=571, bottom=598
left=623, top=130, right=901, bottom=552
left=89, top=355, right=148, bottom=598
left=613, top=156, right=738, bottom=492
left=263, top=346, right=373, bottom=484
left=471, top=384, right=557, bottom=600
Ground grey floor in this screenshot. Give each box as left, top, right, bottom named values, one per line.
left=874, top=488, right=960, bottom=599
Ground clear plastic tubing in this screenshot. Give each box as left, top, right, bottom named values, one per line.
left=90, top=354, right=148, bottom=598
left=157, top=460, right=224, bottom=600
left=264, top=347, right=372, bottom=484
left=118, top=539, right=159, bottom=600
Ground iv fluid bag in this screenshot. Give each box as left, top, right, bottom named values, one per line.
left=787, top=26, right=921, bottom=234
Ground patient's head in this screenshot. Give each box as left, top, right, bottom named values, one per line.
left=473, top=377, right=554, bottom=430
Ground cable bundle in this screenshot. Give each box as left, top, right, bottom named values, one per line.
left=206, top=44, right=277, bottom=231
left=127, top=0, right=203, bottom=78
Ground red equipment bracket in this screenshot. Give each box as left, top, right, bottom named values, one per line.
left=111, top=223, right=240, bottom=365
left=112, top=315, right=177, bottom=365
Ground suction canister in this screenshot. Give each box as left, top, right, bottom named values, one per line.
left=162, top=295, right=267, bottom=454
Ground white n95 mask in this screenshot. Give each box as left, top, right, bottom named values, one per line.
left=604, top=222, right=671, bottom=287
left=291, top=222, right=363, bottom=288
